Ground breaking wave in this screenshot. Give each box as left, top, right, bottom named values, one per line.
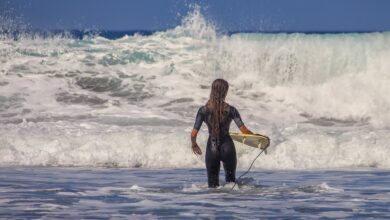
left=1, top=7, right=390, bottom=169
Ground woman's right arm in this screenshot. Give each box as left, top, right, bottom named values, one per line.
left=232, top=106, right=253, bottom=134
left=239, top=125, right=253, bottom=134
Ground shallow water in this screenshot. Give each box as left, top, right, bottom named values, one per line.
left=1, top=167, right=389, bottom=219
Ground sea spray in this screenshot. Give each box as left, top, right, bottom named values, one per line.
left=1, top=8, right=390, bottom=168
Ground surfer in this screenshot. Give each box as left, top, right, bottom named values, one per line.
left=191, top=79, right=253, bottom=188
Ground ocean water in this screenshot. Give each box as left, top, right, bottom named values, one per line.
left=1, top=167, right=390, bottom=219
left=1, top=7, right=390, bottom=218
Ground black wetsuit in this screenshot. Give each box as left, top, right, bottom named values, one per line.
left=193, top=104, right=245, bottom=188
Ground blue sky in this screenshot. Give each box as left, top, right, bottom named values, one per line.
left=1, top=0, right=390, bottom=32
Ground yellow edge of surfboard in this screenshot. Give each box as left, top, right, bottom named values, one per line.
left=229, top=133, right=271, bottom=149
left=229, top=133, right=268, bottom=138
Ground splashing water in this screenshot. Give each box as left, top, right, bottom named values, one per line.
left=1, top=7, right=390, bottom=169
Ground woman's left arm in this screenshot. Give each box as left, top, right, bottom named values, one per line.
left=191, top=107, right=204, bottom=155
left=191, top=128, right=202, bottom=155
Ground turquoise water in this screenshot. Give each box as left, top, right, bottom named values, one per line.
left=1, top=167, right=389, bottom=219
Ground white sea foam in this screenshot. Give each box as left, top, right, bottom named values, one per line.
left=1, top=120, right=389, bottom=169
left=1, top=8, right=390, bottom=169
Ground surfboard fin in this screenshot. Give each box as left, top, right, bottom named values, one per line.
left=260, top=144, right=268, bottom=154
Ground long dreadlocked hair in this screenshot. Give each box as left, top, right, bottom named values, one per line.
left=206, top=79, right=229, bottom=138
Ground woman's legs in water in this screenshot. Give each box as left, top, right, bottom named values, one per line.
left=221, top=137, right=237, bottom=183
left=205, top=137, right=237, bottom=187
left=205, top=138, right=220, bottom=188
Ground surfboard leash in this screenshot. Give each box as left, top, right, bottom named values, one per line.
left=231, top=135, right=270, bottom=190
left=231, top=148, right=265, bottom=190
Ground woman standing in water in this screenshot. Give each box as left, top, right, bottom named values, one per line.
left=191, top=79, right=253, bottom=188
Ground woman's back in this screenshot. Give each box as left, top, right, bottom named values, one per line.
left=190, top=79, right=253, bottom=187
left=193, top=103, right=244, bottom=138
